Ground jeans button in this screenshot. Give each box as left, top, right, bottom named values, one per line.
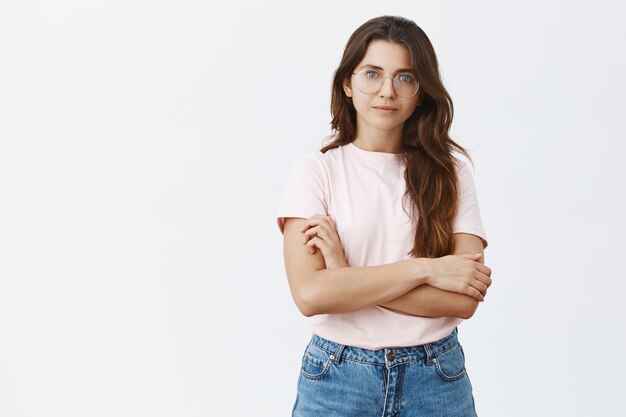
left=387, top=351, right=406, bottom=362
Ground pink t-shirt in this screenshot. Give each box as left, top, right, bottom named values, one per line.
left=276, top=142, right=488, bottom=350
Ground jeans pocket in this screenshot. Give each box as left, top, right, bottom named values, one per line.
left=433, top=343, right=467, bottom=382
left=300, top=342, right=333, bottom=381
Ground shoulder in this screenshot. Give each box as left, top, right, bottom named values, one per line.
left=288, top=146, right=342, bottom=177
left=452, top=155, right=471, bottom=174
left=452, top=156, right=476, bottom=185
left=297, top=150, right=327, bottom=168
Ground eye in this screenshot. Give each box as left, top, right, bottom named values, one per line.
left=364, top=70, right=381, bottom=79
left=397, top=73, right=415, bottom=83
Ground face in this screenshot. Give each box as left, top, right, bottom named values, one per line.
left=343, top=40, right=420, bottom=137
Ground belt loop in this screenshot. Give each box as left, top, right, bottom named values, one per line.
left=423, top=343, right=434, bottom=365
left=331, top=343, right=345, bottom=364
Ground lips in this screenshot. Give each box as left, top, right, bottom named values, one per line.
left=373, top=106, right=397, bottom=111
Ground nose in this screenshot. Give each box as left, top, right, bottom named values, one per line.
left=378, top=76, right=396, bottom=98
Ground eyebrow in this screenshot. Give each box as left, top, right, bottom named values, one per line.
left=358, top=64, right=414, bottom=74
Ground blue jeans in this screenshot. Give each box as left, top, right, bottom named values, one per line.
left=292, top=327, right=478, bottom=417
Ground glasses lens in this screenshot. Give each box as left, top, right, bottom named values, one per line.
left=394, top=73, right=419, bottom=97
left=355, top=70, right=383, bottom=94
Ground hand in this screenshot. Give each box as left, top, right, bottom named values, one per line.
left=426, top=254, right=493, bottom=301
left=301, top=214, right=348, bottom=269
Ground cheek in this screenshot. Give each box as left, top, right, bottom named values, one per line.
left=403, top=101, right=419, bottom=116
left=351, top=94, right=369, bottom=111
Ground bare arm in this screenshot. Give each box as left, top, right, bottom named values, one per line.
left=282, top=217, right=490, bottom=317
left=378, top=233, right=488, bottom=319
left=282, top=217, right=431, bottom=316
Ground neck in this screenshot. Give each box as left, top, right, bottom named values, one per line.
left=352, top=126, right=403, bottom=154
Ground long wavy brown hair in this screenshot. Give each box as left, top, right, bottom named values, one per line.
left=320, top=15, right=472, bottom=258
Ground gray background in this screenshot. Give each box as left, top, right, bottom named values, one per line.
left=1, top=0, right=625, bottom=416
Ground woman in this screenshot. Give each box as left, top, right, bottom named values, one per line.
left=276, top=15, right=492, bottom=417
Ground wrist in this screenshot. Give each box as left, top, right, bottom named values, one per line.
left=325, top=255, right=349, bottom=269
left=412, top=257, right=432, bottom=286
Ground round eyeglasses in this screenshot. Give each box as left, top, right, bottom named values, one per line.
left=351, top=69, right=419, bottom=98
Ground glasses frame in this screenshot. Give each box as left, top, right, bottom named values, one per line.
left=351, top=69, right=420, bottom=98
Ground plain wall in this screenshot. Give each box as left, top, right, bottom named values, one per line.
left=1, top=0, right=624, bottom=416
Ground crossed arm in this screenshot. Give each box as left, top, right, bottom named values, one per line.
left=377, top=232, right=485, bottom=318
left=281, top=216, right=490, bottom=319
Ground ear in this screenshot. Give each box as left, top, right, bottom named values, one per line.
left=343, top=76, right=353, bottom=98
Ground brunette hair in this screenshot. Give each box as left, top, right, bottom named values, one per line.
left=320, top=15, right=472, bottom=258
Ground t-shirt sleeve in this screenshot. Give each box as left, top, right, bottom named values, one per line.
left=276, top=154, right=328, bottom=235
left=453, top=159, right=489, bottom=249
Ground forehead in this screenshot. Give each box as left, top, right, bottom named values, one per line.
left=356, top=40, right=412, bottom=72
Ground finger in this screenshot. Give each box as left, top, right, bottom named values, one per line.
left=464, top=285, right=484, bottom=302
left=300, top=215, right=324, bottom=232
left=305, top=216, right=337, bottom=238
left=475, top=263, right=492, bottom=277
left=305, top=237, right=319, bottom=254
left=322, top=215, right=338, bottom=231
left=303, top=225, right=321, bottom=241
left=305, top=225, right=340, bottom=247
left=303, top=231, right=313, bottom=244
left=306, top=236, right=328, bottom=248
left=305, top=223, right=327, bottom=237
left=469, top=280, right=489, bottom=296
left=303, top=234, right=317, bottom=252
left=473, top=271, right=492, bottom=288
left=307, top=237, right=328, bottom=254
left=313, top=219, right=337, bottom=239
left=303, top=227, right=324, bottom=245
left=316, top=226, right=339, bottom=243
left=451, top=281, right=480, bottom=301
left=322, top=220, right=337, bottom=235
left=300, top=217, right=330, bottom=232
left=303, top=226, right=332, bottom=245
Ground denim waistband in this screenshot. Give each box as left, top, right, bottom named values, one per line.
left=309, top=327, right=460, bottom=367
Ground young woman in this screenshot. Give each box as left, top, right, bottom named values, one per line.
left=276, top=15, right=492, bottom=417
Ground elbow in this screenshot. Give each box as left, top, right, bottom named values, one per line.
left=457, top=299, right=479, bottom=320
left=292, top=279, right=322, bottom=317
left=296, top=296, right=318, bottom=317
left=296, top=299, right=322, bottom=318
left=299, top=305, right=317, bottom=318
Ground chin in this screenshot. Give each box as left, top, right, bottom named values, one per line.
left=371, top=121, right=405, bottom=132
